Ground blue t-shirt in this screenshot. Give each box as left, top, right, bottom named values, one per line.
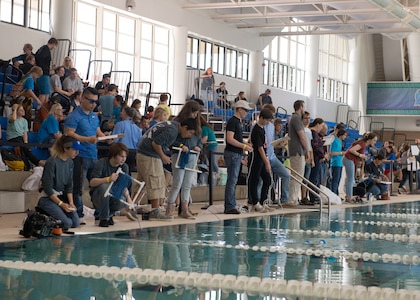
left=64, top=106, right=100, bottom=159
left=23, top=74, right=35, bottom=91
left=37, top=114, right=59, bottom=143
left=330, top=136, right=343, bottom=167
left=112, top=119, right=142, bottom=149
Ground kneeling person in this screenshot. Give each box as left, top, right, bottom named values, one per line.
left=90, top=142, right=137, bottom=227
left=37, top=136, right=82, bottom=231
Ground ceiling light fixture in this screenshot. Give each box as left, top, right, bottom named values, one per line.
left=126, top=0, right=135, bottom=11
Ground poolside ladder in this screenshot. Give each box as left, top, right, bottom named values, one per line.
left=285, top=166, right=331, bottom=216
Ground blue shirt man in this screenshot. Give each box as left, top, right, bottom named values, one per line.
left=64, top=87, right=105, bottom=223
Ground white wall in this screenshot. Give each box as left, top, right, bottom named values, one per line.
left=0, top=23, right=51, bottom=61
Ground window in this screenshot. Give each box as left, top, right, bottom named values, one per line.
left=29, top=0, right=50, bottom=31
left=187, top=35, right=249, bottom=80
left=73, top=1, right=172, bottom=95
left=317, top=35, right=349, bottom=103
left=1, top=0, right=49, bottom=31
left=262, top=31, right=306, bottom=93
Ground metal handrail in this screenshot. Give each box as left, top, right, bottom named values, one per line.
left=285, top=165, right=331, bottom=216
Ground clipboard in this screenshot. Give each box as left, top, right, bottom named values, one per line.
left=271, top=134, right=290, bottom=146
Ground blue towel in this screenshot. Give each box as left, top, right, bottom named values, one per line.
left=179, top=151, right=190, bottom=169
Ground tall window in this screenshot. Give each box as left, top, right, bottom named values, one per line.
left=186, top=35, right=249, bottom=81
left=0, top=0, right=49, bottom=31
left=262, top=33, right=306, bottom=93
left=73, top=0, right=172, bottom=93
left=318, top=35, right=349, bottom=103
left=29, top=0, right=50, bottom=31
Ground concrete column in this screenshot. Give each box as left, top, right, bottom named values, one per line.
left=348, top=36, right=361, bottom=111
left=304, top=35, right=319, bottom=116
left=172, top=26, right=188, bottom=105
left=407, top=33, right=420, bottom=81
left=249, top=50, right=263, bottom=101
left=50, top=0, right=73, bottom=39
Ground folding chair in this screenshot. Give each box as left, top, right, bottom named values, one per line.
left=104, top=167, right=145, bottom=210
left=172, top=147, right=202, bottom=173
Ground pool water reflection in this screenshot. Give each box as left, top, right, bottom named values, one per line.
left=1, top=201, right=420, bottom=299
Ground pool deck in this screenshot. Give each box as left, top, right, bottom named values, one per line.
left=1, top=193, right=420, bottom=244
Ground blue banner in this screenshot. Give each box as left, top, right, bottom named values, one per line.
left=367, top=82, right=420, bottom=115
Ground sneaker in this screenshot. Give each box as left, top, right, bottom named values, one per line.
left=79, top=217, right=86, bottom=225
left=224, top=208, right=241, bottom=214
left=149, top=208, right=173, bottom=221
left=300, top=198, right=314, bottom=206
left=179, top=211, right=196, bottom=220
left=122, top=209, right=138, bottom=221
left=98, top=220, right=109, bottom=227
left=108, top=217, right=114, bottom=226
left=263, top=204, right=275, bottom=212
left=252, top=203, right=268, bottom=213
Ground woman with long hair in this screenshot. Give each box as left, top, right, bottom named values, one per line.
left=343, top=132, right=377, bottom=202
left=37, top=103, right=64, bottom=144
left=37, top=135, right=82, bottom=230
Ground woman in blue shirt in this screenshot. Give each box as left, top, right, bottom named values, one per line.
left=330, top=128, right=347, bottom=195
left=37, top=103, right=63, bottom=144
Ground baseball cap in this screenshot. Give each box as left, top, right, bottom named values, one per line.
left=64, top=140, right=84, bottom=151
left=234, top=100, right=252, bottom=111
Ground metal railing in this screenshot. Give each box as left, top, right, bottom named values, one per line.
left=285, top=166, right=331, bottom=216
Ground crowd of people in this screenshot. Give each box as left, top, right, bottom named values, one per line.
left=5, top=38, right=411, bottom=231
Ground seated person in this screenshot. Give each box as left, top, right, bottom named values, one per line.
left=37, top=103, right=63, bottom=144
left=7, top=103, right=44, bottom=170
left=62, top=68, right=83, bottom=95
left=12, top=43, right=34, bottom=68
left=95, top=73, right=111, bottom=95
left=234, top=91, right=247, bottom=102
left=89, top=142, right=137, bottom=227
left=50, top=66, right=72, bottom=112
left=37, top=136, right=82, bottom=231
left=363, top=153, right=390, bottom=200
left=19, top=54, right=36, bottom=75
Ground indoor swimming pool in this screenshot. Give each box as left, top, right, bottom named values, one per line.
left=1, top=201, right=420, bottom=299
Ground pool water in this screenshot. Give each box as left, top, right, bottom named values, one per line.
left=1, top=201, right=420, bottom=299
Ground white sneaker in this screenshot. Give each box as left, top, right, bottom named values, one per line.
left=252, top=203, right=268, bottom=213
left=79, top=217, right=86, bottom=225
left=263, top=204, right=275, bottom=212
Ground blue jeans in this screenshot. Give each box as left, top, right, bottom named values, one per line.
left=309, top=160, right=322, bottom=203
left=270, top=157, right=290, bottom=203
left=342, top=156, right=355, bottom=197
left=167, top=153, right=197, bottom=204
left=91, top=184, right=125, bottom=221
left=38, top=197, right=80, bottom=230
left=331, top=166, right=342, bottom=195
left=224, top=150, right=242, bottom=211
left=73, top=156, right=97, bottom=218
left=366, top=182, right=388, bottom=197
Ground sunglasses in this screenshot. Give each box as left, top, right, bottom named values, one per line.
left=84, top=96, right=96, bottom=104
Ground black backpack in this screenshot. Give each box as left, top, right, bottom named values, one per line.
left=19, top=210, right=62, bottom=238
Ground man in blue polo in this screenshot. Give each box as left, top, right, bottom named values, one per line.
left=64, top=87, right=106, bottom=224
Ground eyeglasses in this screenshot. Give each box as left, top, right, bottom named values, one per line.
left=84, top=96, right=97, bottom=104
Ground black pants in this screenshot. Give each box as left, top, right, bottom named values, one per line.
left=248, top=152, right=271, bottom=205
